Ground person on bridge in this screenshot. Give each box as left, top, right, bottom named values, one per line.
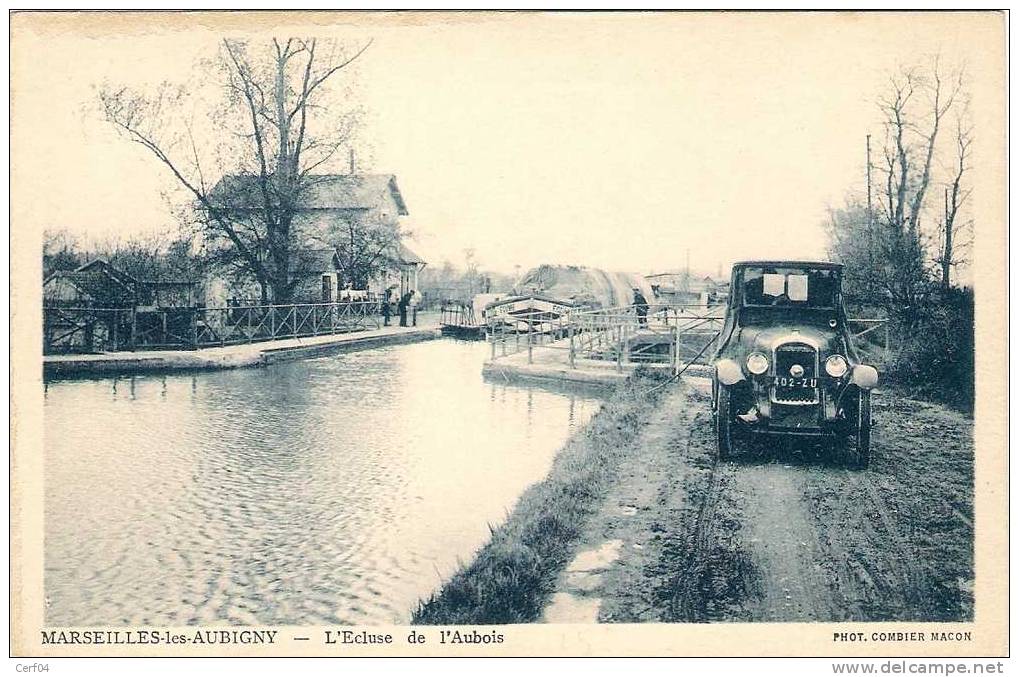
left=632, top=287, right=649, bottom=328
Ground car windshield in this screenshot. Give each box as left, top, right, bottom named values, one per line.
left=740, top=266, right=837, bottom=308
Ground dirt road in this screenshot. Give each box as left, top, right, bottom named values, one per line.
left=546, top=380, right=974, bottom=623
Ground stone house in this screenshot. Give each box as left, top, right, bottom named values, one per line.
left=206, top=173, right=426, bottom=305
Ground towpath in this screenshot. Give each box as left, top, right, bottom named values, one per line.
left=543, top=379, right=975, bottom=623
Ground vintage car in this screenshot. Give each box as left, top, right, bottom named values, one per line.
left=710, top=261, right=879, bottom=468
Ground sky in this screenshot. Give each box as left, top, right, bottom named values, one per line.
left=11, top=12, right=1003, bottom=279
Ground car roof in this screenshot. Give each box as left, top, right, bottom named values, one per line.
left=731, top=260, right=843, bottom=270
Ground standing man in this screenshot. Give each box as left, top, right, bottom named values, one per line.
left=397, top=290, right=411, bottom=327
left=382, top=287, right=393, bottom=326
left=632, top=287, right=649, bottom=328
left=409, top=289, right=421, bottom=327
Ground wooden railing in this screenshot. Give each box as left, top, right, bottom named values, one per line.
left=485, top=304, right=890, bottom=373
left=43, top=301, right=382, bottom=354
left=439, top=301, right=477, bottom=329
left=486, top=303, right=726, bottom=374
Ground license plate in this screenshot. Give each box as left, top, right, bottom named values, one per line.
left=774, top=377, right=816, bottom=388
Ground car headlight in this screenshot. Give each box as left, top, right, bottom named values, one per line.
left=825, top=354, right=849, bottom=378
left=746, top=352, right=769, bottom=375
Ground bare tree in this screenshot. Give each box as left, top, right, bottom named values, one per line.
left=463, top=248, right=479, bottom=297
left=823, top=58, right=975, bottom=407
left=100, top=37, right=371, bottom=303
left=42, top=228, right=204, bottom=284
left=937, top=101, right=974, bottom=289
left=872, top=57, right=964, bottom=324
left=823, top=200, right=876, bottom=304
left=43, top=228, right=83, bottom=277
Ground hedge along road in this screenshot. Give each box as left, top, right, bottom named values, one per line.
left=550, top=379, right=975, bottom=623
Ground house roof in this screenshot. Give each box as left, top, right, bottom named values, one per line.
left=646, top=271, right=724, bottom=284
left=292, top=248, right=340, bottom=273
left=209, top=174, right=409, bottom=215
left=75, top=258, right=138, bottom=285
left=732, top=260, right=842, bottom=270
left=397, top=243, right=426, bottom=266
left=43, top=270, right=136, bottom=304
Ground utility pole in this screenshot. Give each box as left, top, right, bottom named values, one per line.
left=942, top=186, right=951, bottom=289
left=866, top=134, right=874, bottom=301
left=685, top=248, right=691, bottom=291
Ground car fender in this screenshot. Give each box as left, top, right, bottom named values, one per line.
left=715, top=358, right=745, bottom=386
left=850, top=364, right=879, bottom=390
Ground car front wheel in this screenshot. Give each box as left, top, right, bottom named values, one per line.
left=715, top=384, right=734, bottom=461
left=847, top=390, right=872, bottom=469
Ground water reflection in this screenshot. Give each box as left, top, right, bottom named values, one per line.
left=44, top=340, right=602, bottom=626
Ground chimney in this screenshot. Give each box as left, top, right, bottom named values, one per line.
left=349, top=148, right=355, bottom=175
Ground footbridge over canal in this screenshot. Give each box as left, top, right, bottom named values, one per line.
left=483, top=303, right=725, bottom=386
left=483, top=304, right=889, bottom=387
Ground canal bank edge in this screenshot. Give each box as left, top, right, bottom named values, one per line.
left=43, top=327, right=441, bottom=379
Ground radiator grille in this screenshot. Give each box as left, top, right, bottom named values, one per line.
left=772, top=342, right=819, bottom=405
left=775, top=343, right=816, bottom=378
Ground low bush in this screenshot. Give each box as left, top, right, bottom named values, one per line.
left=884, top=287, right=974, bottom=413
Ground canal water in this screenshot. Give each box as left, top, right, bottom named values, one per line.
left=43, top=339, right=603, bottom=626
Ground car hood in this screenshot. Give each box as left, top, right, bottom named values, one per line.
left=731, top=324, right=847, bottom=357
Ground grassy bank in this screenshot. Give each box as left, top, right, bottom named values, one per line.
left=413, top=369, right=671, bottom=624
